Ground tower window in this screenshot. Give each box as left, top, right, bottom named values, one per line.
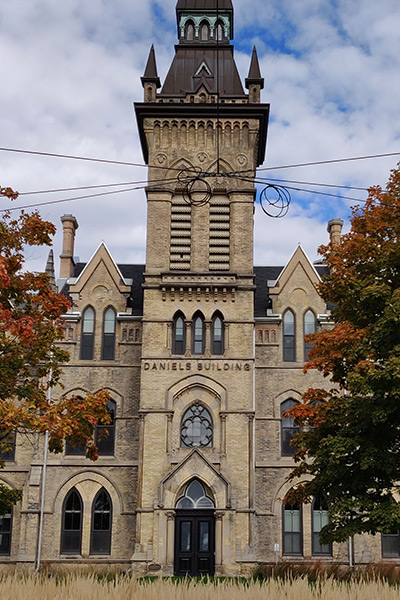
left=0, top=506, right=12, bottom=555
left=304, top=309, right=316, bottom=360
left=281, top=398, right=300, bottom=456
left=192, top=313, right=205, bottom=355
left=61, top=488, right=83, bottom=554
left=283, top=498, right=303, bottom=556
left=283, top=310, right=296, bottom=362
left=80, top=306, right=95, bottom=360
left=216, top=21, right=224, bottom=41
left=173, top=313, right=186, bottom=355
left=211, top=313, right=224, bottom=355
left=102, top=307, right=116, bottom=360
left=200, top=21, right=210, bottom=41
left=185, top=21, right=195, bottom=41
left=312, top=496, right=332, bottom=556
left=180, top=402, right=213, bottom=448
left=90, top=488, right=112, bottom=555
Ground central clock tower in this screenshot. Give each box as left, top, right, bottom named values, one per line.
left=133, top=0, right=269, bottom=575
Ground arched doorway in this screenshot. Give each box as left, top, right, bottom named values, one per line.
left=174, top=479, right=215, bottom=576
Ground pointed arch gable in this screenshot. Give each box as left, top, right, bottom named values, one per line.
left=158, top=448, right=231, bottom=510
left=166, top=374, right=227, bottom=411
left=53, top=470, right=123, bottom=515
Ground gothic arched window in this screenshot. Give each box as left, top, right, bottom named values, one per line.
left=211, top=312, right=224, bottom=355
left=95, top=400, right=116, bottom=456
left=0, top=431, right=16, bottom=462
left=281, top=398, right=300, bottom=456
left=200, top=21, right=210, bottom=41
left=283, top=497, right=302, bottom=556
left=173, top=312, right=186, bottom=355
left=283, top=309, right=296, bottom=362
left=180, top=402, right=213, bottom=448
left=215, top=21, right=224, bottom=41
left=192, top=312, right=205, bottom=355
left=304, top=309, right=316, bottom=360
left=312, top=496, right=332, bottom=556
left=102, top=307, right=116, bottom=360
left=176, top=479, right=215, bottom=509
left=90, top=488, right=112, bottom=554
left=185, top=20, right=195, bottom=41
left=0, top=506, right=12, bottom=555
left=61, top=488, right=83, bottom=554
left=382, top=497, right=400, bottom=557
left=80, top=306, right=95, bottom=360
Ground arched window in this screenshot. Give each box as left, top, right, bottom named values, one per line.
left=0, top=431, right=16, bottom=462
left=281, top=398, right=300, bottom=456
left=90, top=488, right=112, bottom=554
left=180, top=402, right=213, bottom=448
left=283, top=310, right=296, bottom=361
left=304, top=310, right=316, bottom=361
left=173, top=312, right=186, bottom=355
left=61, top=488, right=83, bottom=554
left=283, top=498, right=302, bottom=556
left=312, top=496, right=332, bottom=555
left=185, top=20, right=195, bottom=41
left=215, top=21, right=224, bottom=41
left=176, top=479, right=215, bottom=509
left=102, top=307, right=116, bottom=360
left=95, top=400, right=116, bottom=456
left=192, top=313, right=205, bottom=355
left=0, top=505, right=12, bottom=555
left=200, top=21, right=210, bottom=41
left=80, top=306, right=95, bottom=360
left=211, top=313, right=224, bottom=355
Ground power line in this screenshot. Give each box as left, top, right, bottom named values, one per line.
left=0, top=179, right=177, bottom=213
left=253, top=151, right=400, bottom=173
left=18, top=176, right=174, bottom=196
left=260, top=177, right=369, bottom=192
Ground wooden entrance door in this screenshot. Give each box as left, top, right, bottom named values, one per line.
left=174, top=510, right=215, bottom=576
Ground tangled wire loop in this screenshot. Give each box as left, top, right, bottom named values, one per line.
left=259, top=184, right=291, bottom=218
left=178, top=169, right=212, bottom=207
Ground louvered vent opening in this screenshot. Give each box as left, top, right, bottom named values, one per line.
left=209, top=199, right=230, bottom=271
left=170, top=199, right=191, bottom=270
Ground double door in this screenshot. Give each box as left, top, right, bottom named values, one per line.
left=174, top=511, right=215, bottom=576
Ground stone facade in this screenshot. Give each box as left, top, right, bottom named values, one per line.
left=0, top=0, right=392, bottom=574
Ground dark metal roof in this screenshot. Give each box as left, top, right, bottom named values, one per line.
left=61, top=263, right=330, bottom=318
left=160, top=45, right=245, bottom=97
left=245, top=46, right=264, bottom=90
left=176, top=0, right=233, bottom=10
left=61, top=263, right=145, bottom=316
left=254, top=266, right=284, bottom=317
left=141, top=45, right=161, bottom=88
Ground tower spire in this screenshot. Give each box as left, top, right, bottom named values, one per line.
left=245, top=46, right=264, bottom=103
left=141, top=45, right=161, bottom=102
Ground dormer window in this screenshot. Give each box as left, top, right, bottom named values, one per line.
left=185, top=21, right=195, bottom=41
left=200, top=21, right=210, bottom=41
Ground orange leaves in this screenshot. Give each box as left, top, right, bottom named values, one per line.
left=0, top=187, right=18, bottom=201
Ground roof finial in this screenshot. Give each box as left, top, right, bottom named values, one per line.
left=45, top=249, right=57, bottom=292
left=245, top=45, right=264, bottom=89
left=141, top=45, right=161, bottom=89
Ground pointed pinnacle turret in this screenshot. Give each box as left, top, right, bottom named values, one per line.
left=45, top=249, right=57, bottom=292
left=141, top=45, right=161, bottom=88
left=245, top=46, right=264, bottom=90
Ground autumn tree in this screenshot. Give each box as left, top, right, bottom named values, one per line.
left=0, top=189, right=110, bottom=513
left=288, top=163, right=400, bottom=543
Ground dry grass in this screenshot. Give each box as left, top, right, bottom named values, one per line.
left=0, top=575, right=399, bottom=600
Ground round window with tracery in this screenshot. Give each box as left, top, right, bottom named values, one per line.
left=180, top=402, right=213, bottom=448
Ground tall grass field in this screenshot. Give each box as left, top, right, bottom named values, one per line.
left=0, top=575, right=399, bottom=600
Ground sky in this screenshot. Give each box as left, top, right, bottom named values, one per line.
left=1, top=0, right=400, bottom=274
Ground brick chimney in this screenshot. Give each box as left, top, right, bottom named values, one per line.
left=327, top=218, right=343, bottom=246
left=59, top=215, right=79, bottom=278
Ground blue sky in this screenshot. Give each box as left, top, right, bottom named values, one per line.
left=1, top=0, right=400, bottom=272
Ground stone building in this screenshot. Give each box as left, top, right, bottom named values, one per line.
left=0, top=0, right=395, bottom=574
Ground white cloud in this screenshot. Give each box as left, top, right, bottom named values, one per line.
left=0, top=0, right=399, bottom=275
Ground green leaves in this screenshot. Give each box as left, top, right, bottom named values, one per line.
left=289, top=163, right=400, bottom=542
